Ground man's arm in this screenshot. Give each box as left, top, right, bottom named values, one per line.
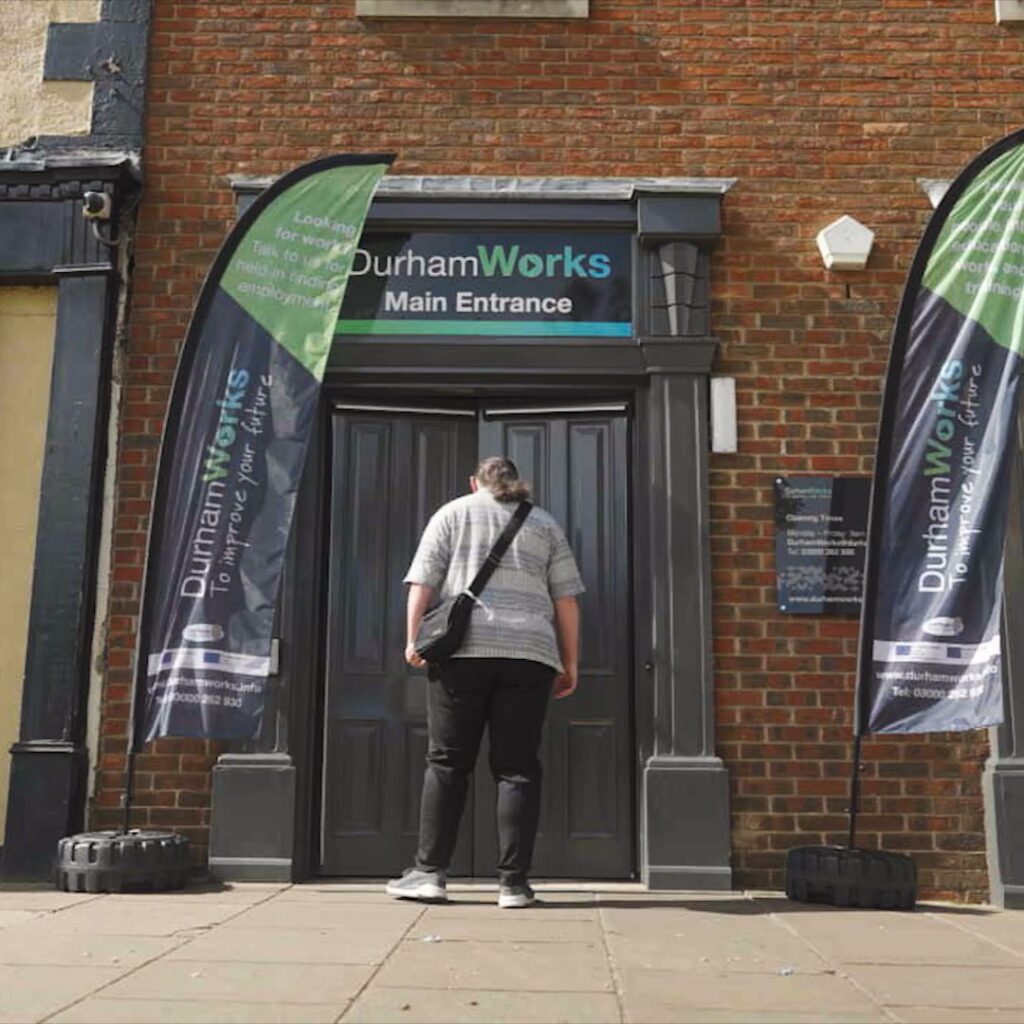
left=405, top=582, right=435, bottom=667
left=552, top=595, right=579, bottom=699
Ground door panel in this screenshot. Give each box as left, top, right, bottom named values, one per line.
left=321, top=410, right=477, bottom=875
left=476, top=411, right=632, bottom=878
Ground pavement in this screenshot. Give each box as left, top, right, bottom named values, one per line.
left=0, top=882, right=1023, bottom=1024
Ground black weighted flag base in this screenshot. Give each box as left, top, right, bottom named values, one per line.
left=784, top=735, right=917, bottom=910
left=785, top=845, right=916, bottom=911
left=57, top=829, right=189, bottom=894
left=54, top=746, right=190, bottom=894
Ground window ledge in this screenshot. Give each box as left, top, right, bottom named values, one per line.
left=356, top=0, right=588, bottom=17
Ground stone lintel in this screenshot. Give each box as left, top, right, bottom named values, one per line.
left=356, top=1, right=588, bottom=18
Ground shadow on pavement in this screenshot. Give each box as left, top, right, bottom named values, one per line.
left=433, top=895, right=999, bottom=916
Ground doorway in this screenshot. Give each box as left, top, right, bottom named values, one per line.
left=319, top=399, right=633, bottom=878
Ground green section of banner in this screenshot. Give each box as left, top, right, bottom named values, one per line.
left=336, top=319, right=632, bottom=337
left=221, top=164, right=388, bottom=379
left=924, top=143, right=1024, bottom=354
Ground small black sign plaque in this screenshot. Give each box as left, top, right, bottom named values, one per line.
left=774, top=476, right=870, bottom=615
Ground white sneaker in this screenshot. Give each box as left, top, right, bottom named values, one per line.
left=498, top=883, right=536, bottom=909
left=385, top=868, right=448, bottom=902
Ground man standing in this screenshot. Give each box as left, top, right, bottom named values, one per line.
left=386, top=456, right=583, bottom=909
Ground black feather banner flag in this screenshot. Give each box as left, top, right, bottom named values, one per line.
left=858, top=130, right=1024, bottom=735
left=133, top=154, right=392, bottom=743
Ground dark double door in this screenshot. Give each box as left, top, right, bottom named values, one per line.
left=320, top=401, right=632, bottom=878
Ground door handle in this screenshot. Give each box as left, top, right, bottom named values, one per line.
left=643, top=660, right=654, bottom=673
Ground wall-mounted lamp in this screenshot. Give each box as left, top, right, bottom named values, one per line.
left=816, top=215, right=875, bottom=271
left=710, top=377, right=737, bottom=454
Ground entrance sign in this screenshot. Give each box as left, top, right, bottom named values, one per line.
left=859, top=129, right=1024, bottom=735
left=775, top=476, right=869, bottom=615
left=337, top=231, right=632, bottom=337
left=137, top=154, right=392, bottom=742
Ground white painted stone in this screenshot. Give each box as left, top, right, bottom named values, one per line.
left=919, top=178, right=952, bottom=208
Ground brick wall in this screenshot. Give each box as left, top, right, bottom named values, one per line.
left=94, top=0, right=1024, bottom=897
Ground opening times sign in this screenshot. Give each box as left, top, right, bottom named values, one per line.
left=775, top=476, right=870, bottom=615
left=336, top=230, right=632, bottom=338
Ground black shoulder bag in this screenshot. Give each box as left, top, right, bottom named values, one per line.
left=414, top=500, right=532, bottom=666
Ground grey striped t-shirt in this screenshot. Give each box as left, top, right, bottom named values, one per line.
left=404, top=490, right=585, bottom=672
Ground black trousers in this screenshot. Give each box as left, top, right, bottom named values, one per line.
left=415, top=657, right=554, bottom=886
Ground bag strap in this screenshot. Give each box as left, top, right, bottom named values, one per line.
left=466, top=500, right=532, bottom=598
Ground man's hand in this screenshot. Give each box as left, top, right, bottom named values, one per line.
left=552, top=596, right=580, bottom=700
left=552, top=666, right=577, bottom=700
left=406, top=583, right=435, bottom=669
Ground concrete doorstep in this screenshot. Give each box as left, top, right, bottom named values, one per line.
left=0, top=881, right=1021, bottom=1023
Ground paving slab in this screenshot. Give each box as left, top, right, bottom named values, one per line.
left=601, top=901, right=765, bottom=934
left=342, top=987, right=622, bottom=1023
left=1, top=884, right=1020, bottom=1024
left=930, top=908, right=1024, bottom=958
left=774, top=908, right=1019, bottom=966
left=166, top=924, right=406, bottom=965
left=16, top=898, right=250, bottom=937
left=597, top=892, right=755, bottom=905
left=111, top=883, right=287, bottom=903
left=0, top=909, right=47, bottom=929
left=288, top=881, right=386, bottom=892
left=893, top=1009, right=1024, bottom=1023
left=846, top=964, right=1024, bottom=1009
left=0, top=964, right=125, bottom=1024
left=0, top=890, right=101, bottom=912
left=277, top=887, right=403, bottom=903
left=374, top=937, right=613, bottom=992
left=0, top=929, right=183, bottom=967
left=227, top=899, right=422, bottom=931
left=613, top=1014, right=889, bottom=1024
left=407, top=897, right=599, bottom=921
left=50, top=998, right=343, bottom=1023
left=748, top=898, right=849, bottom=919
left=101, top=959, right=374, bottom=1004
left=410, top=912, right=602, bottom=943
left=602, top=909, right=828, bottom=973
left=616, top=966, right=883, bottom=1020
